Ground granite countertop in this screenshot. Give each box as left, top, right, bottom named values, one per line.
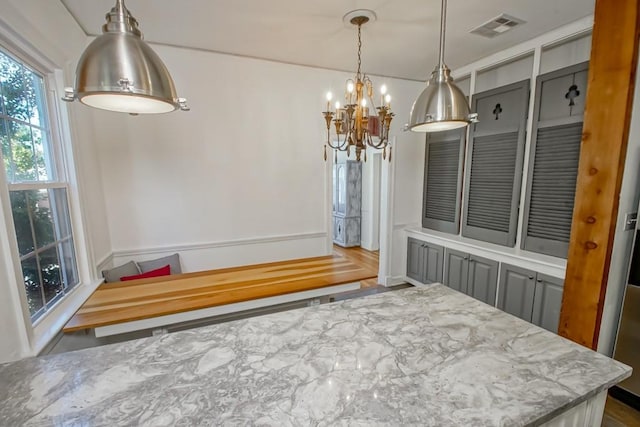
left=0, top=285, right=631, bottom=426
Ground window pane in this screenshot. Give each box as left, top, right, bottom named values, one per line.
left=50, top=188, right=72, bottom=239
left=21, top=255, right=43, bottom=317
left=39, top=246, right=63, bottom=304
left=0, top=118, right=14, bottom=183
left=31, top=128, right=51, bottom=181
left=9, top=120, right=37, bottom=182
left=59, top=239, right=78, bottom=290
left=0, top=53, right=30, bottom=122
left=9, top=190, right=35, bottom=256
left=26, top=71, right=47, bottom=128
left=31, top=189, right=55, bottom=248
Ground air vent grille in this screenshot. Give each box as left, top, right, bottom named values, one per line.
left=470, top=14, right=525, bottom=38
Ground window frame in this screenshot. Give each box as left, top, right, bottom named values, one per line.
left=0, top=45, right=81, bottom=324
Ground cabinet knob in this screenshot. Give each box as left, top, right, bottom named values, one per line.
left=537, top=279, right=542, bottom=283
left=528, top=276, right=534, bottom=280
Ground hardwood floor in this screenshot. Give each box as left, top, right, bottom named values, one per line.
left=333, top=245, right=380, bottom=287
left=604, top=396, right=640, bottom=427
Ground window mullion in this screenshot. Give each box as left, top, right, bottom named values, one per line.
left=8, top=182, right=66, bottom=191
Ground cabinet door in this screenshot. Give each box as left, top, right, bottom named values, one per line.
left=531, top=274, right=564, bottom=333
left=423, top=243, right=444, bottom=284
left=333, top=216, right=345, bottom=245
left=444, top=248, right=468, bottom=293
left=407, top=238, right=424, bottom=282
left=345, top=161, right=362, bottom=217
left=498, top=264, right=536, bottom=322
left=467, top=255, right=499, bottom=306
left=538, top=73, right=574, bottom=122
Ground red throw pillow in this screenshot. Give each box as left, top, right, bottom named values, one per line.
left=120, top=264, right=171, bottom=281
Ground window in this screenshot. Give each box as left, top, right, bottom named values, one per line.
left=0, top=48, right=79, bottom=322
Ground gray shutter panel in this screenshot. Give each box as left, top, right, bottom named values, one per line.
left=522, top=62, right=588, bottom=258
left=422, top=130, right=465, bottom=233
left=466, top=132, right=519, bottom=233
left=462, top=80, right=530, bottom=246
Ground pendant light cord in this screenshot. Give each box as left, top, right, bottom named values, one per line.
left=438, top=0, right=447, bottom=68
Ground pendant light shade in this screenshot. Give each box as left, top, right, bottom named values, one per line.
left=408, top=65, right=474, bottom=132
left=63, top=0, right=188, bottom=114
left=408, top=0, right=476, bottom=132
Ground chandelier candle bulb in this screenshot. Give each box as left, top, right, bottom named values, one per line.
left=380, top=85, right=387, bottom=106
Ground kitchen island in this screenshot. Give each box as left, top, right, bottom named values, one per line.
left=0, top=285, right=631, bottom=426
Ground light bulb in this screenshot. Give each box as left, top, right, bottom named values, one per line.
left=380, top=85, right=387, bottom=95
left=361, top=98, right=367, bottom=107
left=385, top=94, right=391, bottom=104
left=347, top=82, right=354, bottom=93
left=335, top=101, right=341, bottom=110
left=326, top=92, right=333, bottom=101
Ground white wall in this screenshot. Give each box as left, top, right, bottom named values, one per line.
left=360, top=153, right=382, bottom=251
left=91, top=44, right=424, bottom=272
left=0, top=0, right=111, bottom=362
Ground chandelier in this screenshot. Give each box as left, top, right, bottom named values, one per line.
left=323, top=11, right=394, bottom=162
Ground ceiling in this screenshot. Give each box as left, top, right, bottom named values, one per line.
left=61, top=0, right=594, bottom=81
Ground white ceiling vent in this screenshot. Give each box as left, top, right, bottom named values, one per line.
left=470, top=14, right=526, bottom=38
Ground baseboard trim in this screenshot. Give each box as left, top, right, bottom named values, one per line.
left=384, top=275, right=407, bottom=286
left=112, top=232, right=328, bottom=258
left=393, top=222, right=418, bottom=231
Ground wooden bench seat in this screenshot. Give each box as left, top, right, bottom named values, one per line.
left=64, top=254, right=377, bottom=335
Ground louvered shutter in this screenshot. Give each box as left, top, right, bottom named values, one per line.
left=522, top=62, right=588, bottom=258
left=462, top=80, right=530, bottom=246
left=422, top=130, right=465, bottom=233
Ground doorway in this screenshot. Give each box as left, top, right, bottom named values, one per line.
left=326, top=143, right=395, bottom=285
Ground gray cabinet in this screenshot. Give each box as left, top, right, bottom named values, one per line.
left=522, top=62, right=588, bottom=258
left=406, top=238, right=444, bottom=284
left=333, top=161, right=361, bottom=247
left=498, top=264, right=537, bottom=322
left=444, top=248, right=498, bottom=305
left=462, top=80, right=530, bottom=247
left=498, top=263, right=564, bottom=333
left=531, top=274, right=564, bottom=333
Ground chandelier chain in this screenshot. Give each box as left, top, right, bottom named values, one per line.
left=357, top=24, right=362, bottom=78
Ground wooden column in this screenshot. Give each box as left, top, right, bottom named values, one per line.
left=559, top=0, right=640, bottom=349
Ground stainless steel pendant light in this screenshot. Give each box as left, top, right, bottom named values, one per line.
left=63, top=0, right=188, bottom=114
left=408, top=0, right=476, bottom=132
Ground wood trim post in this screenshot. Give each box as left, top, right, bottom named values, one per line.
left=559, top=0, right=640, bottom=348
